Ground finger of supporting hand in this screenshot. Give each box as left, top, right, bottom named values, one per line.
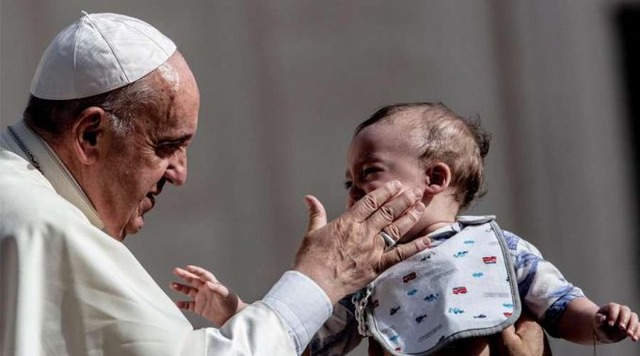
left=349, top=181, right=402, bottom=222
left=380, top=201, right=425, bottom=242
left=367, top=188, right=423, bottom=230
left=379, top=234, right=430, bottom=271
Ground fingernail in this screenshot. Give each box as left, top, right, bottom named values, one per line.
left=393, top=180, right=401, bottom=189
left=412, top=188, right=423, bottom=198
left=415, top=202, right=426, bottom=213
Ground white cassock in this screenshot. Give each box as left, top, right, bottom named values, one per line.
left=0, top=120, right=332, bottom=355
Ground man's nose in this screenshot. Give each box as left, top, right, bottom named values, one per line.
left=164, top=151, right=187, bottom=186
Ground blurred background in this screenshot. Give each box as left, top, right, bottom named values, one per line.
left=2, top=0, right=640, bottom=354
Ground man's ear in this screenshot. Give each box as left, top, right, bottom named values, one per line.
left=72, top=107, right=109, bottom=165
left=424, top=162, right=451, bottom=195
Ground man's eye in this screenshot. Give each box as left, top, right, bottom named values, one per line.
left=156, top=142, right=182, bottom=157
left=344, top=181, right=353, bottom=190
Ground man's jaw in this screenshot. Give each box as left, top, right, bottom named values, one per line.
left=120, top=194, right=157, bottom=239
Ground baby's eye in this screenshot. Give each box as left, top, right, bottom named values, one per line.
left=344, top=181, right=353, bottom=190
left=363, top=167, right=382, bottom=176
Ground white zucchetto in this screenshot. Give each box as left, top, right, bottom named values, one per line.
left=30, top=12, right=176, bottom=100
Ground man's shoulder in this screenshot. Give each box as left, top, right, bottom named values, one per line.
left=0, top=154, right=85, bottom=235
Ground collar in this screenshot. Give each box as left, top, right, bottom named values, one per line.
left=6, top=120, right=105, bottom=230
left=427, top=221, right=462, bottom=241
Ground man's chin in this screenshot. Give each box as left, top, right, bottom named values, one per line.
left=123, top=215, right=145, bottom=237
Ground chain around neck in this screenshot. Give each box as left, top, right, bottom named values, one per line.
left=7, top=126, right=43, bottom=174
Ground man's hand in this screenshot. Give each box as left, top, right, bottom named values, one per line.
left=293, top=181, right=428, bottom=304
left=490, top=311, right=551, bottom=356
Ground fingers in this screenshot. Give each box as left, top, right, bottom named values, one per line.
left=175, top=300, right=195, bottom=312
left=597, top=302, right=640, bottom=342
left=498, top=325, right=520, bottom=344
left=380, top=234, right=430, bottom=271
left=382, top=201, right=426, bottom=242
left=185, top=265, right=219, bottom=283
left=366, top=187, right=423, bottom=232
left=627, top=312, right=640, bottom=341
left=612, top=304, right=639, bottom=341
left=173, top=267, right=204, bottom=288
left=348, top=180, right=402, bottom=222
left=304, top=195, right=327, bottom=232
left=171, top=282, right=198, bottom=297
left=205, top=281, right=231, bottom=299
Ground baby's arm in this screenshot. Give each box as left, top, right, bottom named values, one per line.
left=171, top=265, right=247, bottom=327
left=550, top=297, right=640, bottom=344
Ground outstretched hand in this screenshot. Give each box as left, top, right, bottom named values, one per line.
left=294, top=180, right=429, bottom=304
left=171, top=265, right=247, bottom=327
left=594, top=302, right=640, bottom=343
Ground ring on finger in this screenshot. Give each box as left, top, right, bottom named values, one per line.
left=379, top=230, right=396, bottom=248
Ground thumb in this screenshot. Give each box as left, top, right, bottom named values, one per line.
left=500, top=325, right=520, bottom=343
left=304, top=195, right=327, bottom=232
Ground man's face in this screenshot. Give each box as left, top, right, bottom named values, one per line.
left=94, top=54, right=200, bottom=240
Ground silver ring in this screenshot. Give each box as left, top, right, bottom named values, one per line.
left=379, top=230, right=396, bottom=248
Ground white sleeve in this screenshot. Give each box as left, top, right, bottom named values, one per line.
left=262, top=271, right=333, bottom=353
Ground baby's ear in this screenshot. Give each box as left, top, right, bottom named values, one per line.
left=424, top=162, right=451, bottom=194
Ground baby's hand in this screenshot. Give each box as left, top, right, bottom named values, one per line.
left=172, top=265, right=247, bottom=327
left=594, top=303, right=640, bottom=343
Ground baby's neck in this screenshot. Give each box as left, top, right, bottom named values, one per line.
left=399, top=217, right=457, bottom=244
left=400, top=197, right=460, bottom=243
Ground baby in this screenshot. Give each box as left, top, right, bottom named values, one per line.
left=172, top=102, right=639, bottom=355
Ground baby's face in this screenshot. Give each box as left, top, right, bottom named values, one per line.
left=345, top=122, right=426, bottom=209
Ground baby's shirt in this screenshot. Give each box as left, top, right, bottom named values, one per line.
left=308, top=221, right=584, bottom=355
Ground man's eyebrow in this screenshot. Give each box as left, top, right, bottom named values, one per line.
left=159, top=133, right=193, bottom=143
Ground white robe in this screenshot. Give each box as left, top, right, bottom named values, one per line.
left=0, top=121, right=331, bottom=355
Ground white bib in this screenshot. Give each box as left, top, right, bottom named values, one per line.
left=353, top=216, right=521, bottom=355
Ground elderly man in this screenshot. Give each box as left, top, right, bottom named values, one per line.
left=0, top=12, right=429, bottom=356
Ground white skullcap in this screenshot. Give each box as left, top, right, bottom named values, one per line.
left=30, top=12, right=177, bottom=100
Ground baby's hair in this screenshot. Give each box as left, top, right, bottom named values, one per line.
left=355, top=102, right=491, bottom=210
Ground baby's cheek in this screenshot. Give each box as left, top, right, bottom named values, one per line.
left=362, top=181, right=383, bottom=194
